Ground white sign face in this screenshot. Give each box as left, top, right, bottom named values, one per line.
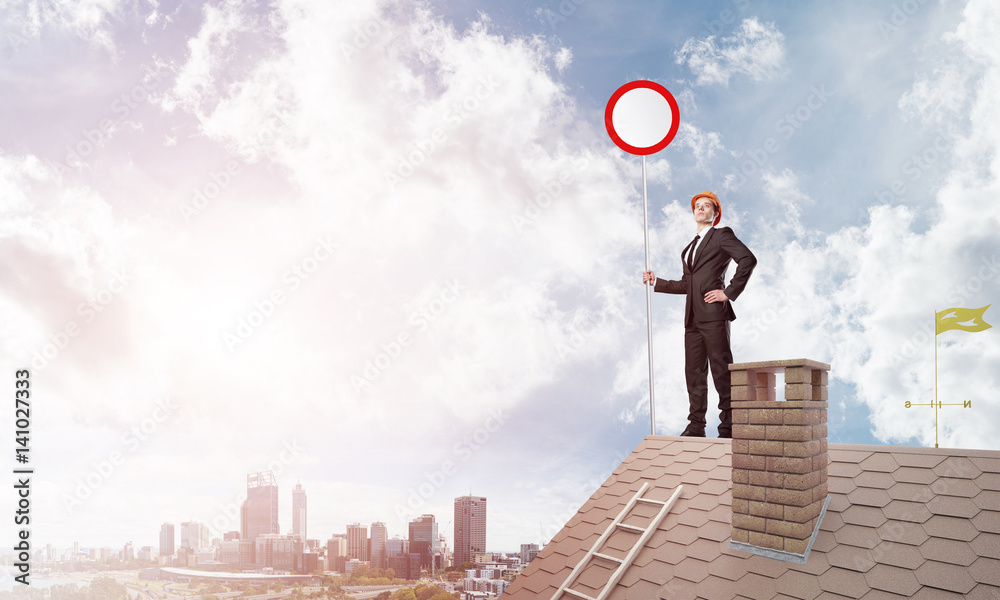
left=611, top=87, right=676, bottom=150
left=605, top=80, right=680, bottom=156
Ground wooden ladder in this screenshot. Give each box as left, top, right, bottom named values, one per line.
left=549, top=482, right=684, bottom=600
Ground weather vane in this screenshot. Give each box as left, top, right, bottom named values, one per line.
left=905, top=305, right=991, bottom=448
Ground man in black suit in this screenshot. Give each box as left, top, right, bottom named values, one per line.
left=642, top=191, right=756, bottom=438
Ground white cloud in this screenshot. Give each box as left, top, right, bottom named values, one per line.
left=554, top=46, right=572, bottom=71
left=898, top=65, right=974, bottom=124
left=673, top=122, right=725, bottom=172
left=1, top=0, right=130, bottom=53
left=161, top=1, right=265, bottom=116
left=674, top=17, right=786, bottom=86
left=673, top=87, right=698, bottom=116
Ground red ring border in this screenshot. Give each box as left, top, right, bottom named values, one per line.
left=605, top=80, right=680, bottom=156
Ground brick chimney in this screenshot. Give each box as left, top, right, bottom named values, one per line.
left=728, top=358, right=831, bottom=563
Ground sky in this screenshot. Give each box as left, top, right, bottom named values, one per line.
left=1, top=0, right=999, bottom=557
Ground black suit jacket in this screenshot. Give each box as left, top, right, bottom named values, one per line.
left=654, top=226, right=756, bottom=327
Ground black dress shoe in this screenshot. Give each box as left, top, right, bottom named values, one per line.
left=718, top=430, right=732, bottom=439
left=680, top=424, right=706, bottom=437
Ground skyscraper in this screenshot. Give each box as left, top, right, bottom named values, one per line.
left=241, top=471, right=279, bottom=545
left=454, top=496, right=487, bottom=566
left=254, top=534, right=304, bottom=571
left=327, top=535, right=347, bottom=573
left=346, top=523, right=369, bottom=562
left=159, top=523, right=175, bottom=557
left=408, top=514, right=439, bottom=570
left=292, top=482, right=307, bottom=542
left=370, top=521, right=387, bottom=570
left=385, top=536, right=409, bottom=558
left=180, top=522, right=209, bottom=551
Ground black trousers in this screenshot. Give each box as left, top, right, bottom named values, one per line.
left=683, top=319, right=733, bottom=432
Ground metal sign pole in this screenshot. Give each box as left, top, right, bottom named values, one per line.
left=641, top=155, right=655, bottom=435
left=604, top=80, right=679, bottom=439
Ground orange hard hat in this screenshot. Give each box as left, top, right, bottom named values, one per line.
left=691, top=191, right=721, bottom=226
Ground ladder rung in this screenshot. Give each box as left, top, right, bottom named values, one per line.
left=548, top=483, right=685, bottom=600
left=593, top=552, right=623, bottom=563
left=563, top=588, right=597, bottom=600
left=636, top=497, right=666, bottom=506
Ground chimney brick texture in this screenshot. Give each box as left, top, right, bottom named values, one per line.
left=730, top=359, right=831, bottom=555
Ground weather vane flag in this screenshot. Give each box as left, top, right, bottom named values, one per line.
left=908, top=305, right=992, bottom=447
left=935, top=305, right=993, bottom=334
left=604, top=80, right=680, bottom=435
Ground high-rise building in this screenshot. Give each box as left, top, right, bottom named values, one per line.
left=159, top=523, right=175, bottom=557
left=220, top=539, right=254, bottom=570
left=370, top=521, right=388, bottom=570
left=240, top=471, right=279, bottom=546
left=346, top=523, right=369, bottom=562
left=408, top=514, right=439, bottom=570
left=327, top=535, right=347, bottom=573
left=520, top=543, right=539, bottom=564
left=386, top=536, right=409, bottom=558
left=328, top=535, right=347, bottom=558
left=254, top=534, right=303, bottom=571
left=299, top=551, right=319, bottom=574
left=180, top=522, right=209, bottom=551
left=439, top=533, right=450, bottom=568
left=292, top=482, right=307, bottom=542
left=454, top=496, right=487, bottom=566
left=388, top=553, right=422, bottom=581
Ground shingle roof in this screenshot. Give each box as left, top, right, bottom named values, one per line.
left=503, top=436, right=1000, bottom=600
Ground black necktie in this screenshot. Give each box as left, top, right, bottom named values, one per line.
left=686, top=235, right=700, bottom=271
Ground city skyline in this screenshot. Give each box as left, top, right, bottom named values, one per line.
left=43, top=495, right=510, bottom=561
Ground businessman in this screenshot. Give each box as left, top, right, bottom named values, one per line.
left=642, top=191, right=756, bottom=438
